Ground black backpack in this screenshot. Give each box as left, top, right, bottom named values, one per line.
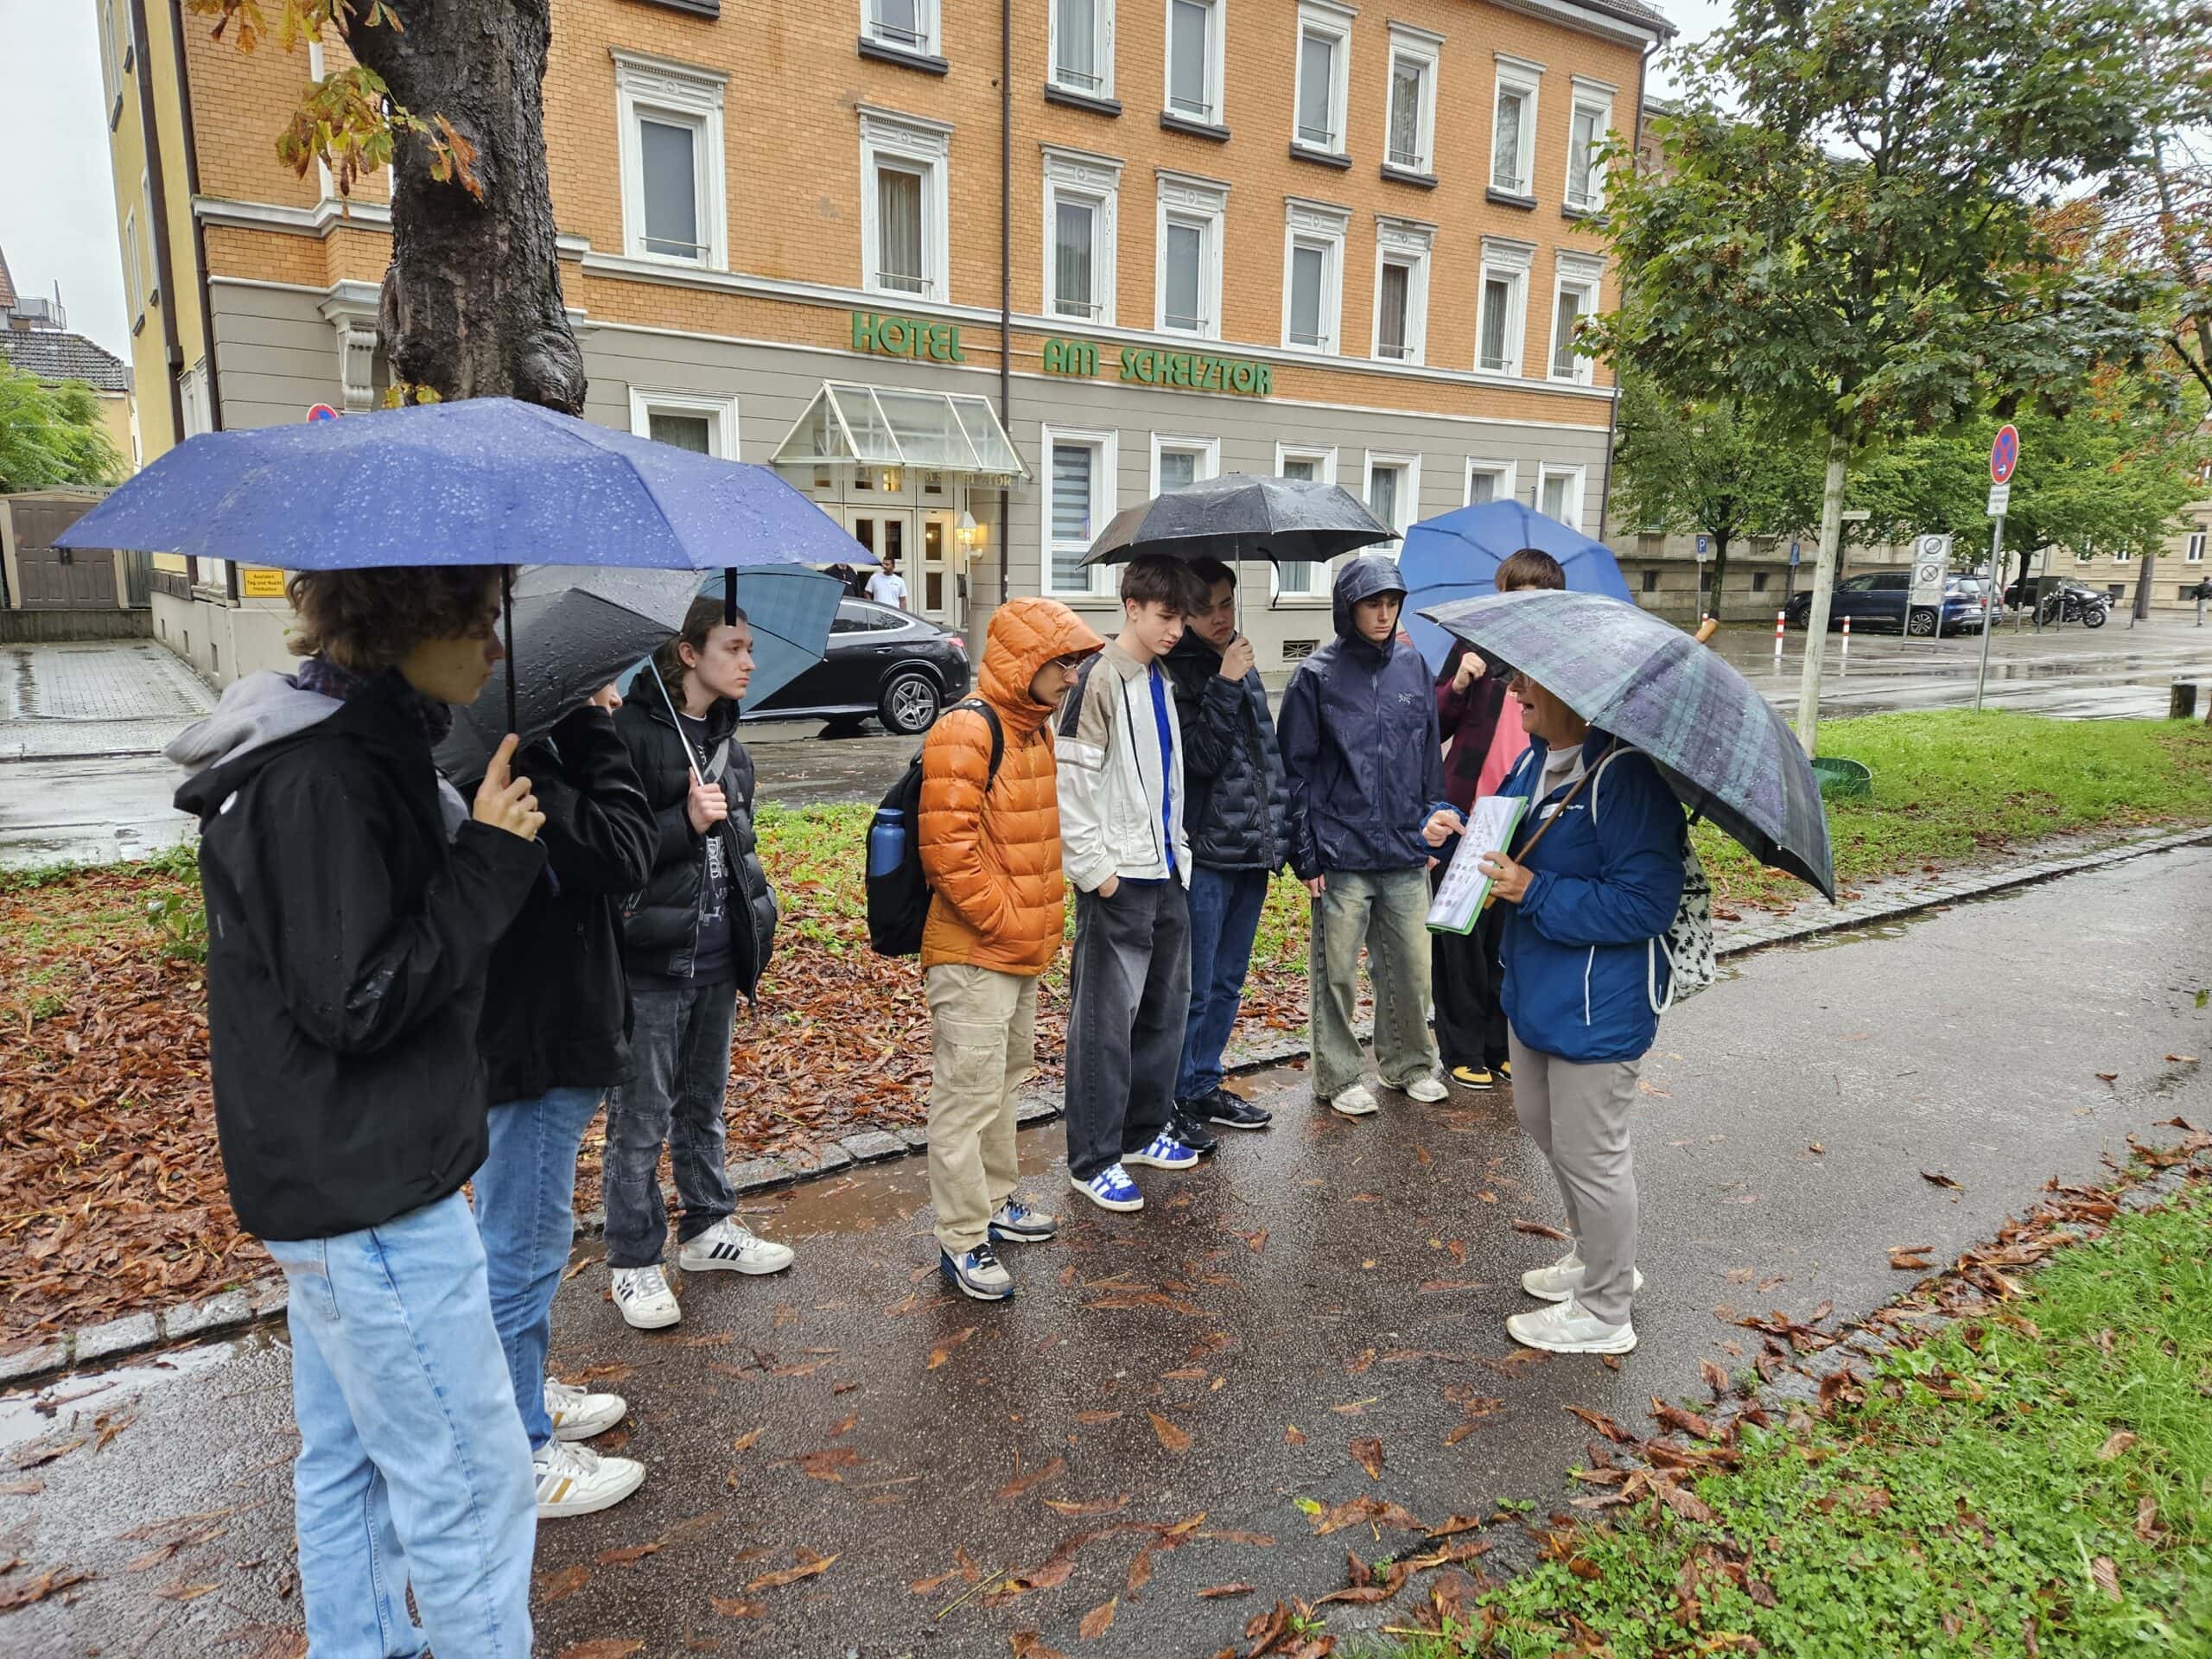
left=866, top=699, right=1003, bottom=957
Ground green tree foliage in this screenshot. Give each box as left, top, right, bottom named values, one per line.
left=0, top=367, right=127, bottom=494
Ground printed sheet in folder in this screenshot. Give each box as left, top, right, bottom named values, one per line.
left=1425, top=794, right=1529, bottom=935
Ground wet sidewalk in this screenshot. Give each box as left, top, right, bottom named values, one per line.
left=7, top=847, right=2211, bottom=1657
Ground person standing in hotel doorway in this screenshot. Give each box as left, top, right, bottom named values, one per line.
left=168, top=566, right=545, bottom=1659
left=1163, top=558, right=1284, bottom=1143
left=1279, top=556, right=1464, bottom=1119
left=867, top=550, right=910, bottom=612
left=1057, top=554, right=1208, bottom=1213
left=606, top=598, right=792, bottom=1332
left=919, top=598, right=1104, bottom=1300
left=471, top=680, right=655, bottom=1521
left=1431, top=548, right=1566, bottom=1090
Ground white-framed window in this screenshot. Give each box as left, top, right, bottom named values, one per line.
left=1566, top=78, right=1615, bottom=212
left=1043, top=147, right=1121, bottom=326
left=861, top=106, right=953, bottom=302
left=1274, top=444, right=1338, bottom=598
left=1538, top=463, right=1586, bottom=530
left=121, top=207, right=144, bottom=322
left=629, top=386, right=741, bottom=458
left=1384, top=25, right=1442, bottom=175
left=613, top=51, right=728, bottom=270
left=1165, top=0, right=1225, bottom=126
left=2113, top=545, right=2136, bottom=563
left=1465, top=459, right=1518, bottom=506
left=2189, top=528, right=2207, bottom=563
left=864, top=0, right=940, bottom=58
left=1549, top=251, right=1603, bottom=385
left=1156, top=170, right=1228, bottom=338
left=1151, top=432, right=1220, bottom=495
left=1052, top=0, right=1115, bottom=98
left=95, top=0, right=125, bottom=116
left=1372, top=216, right=1433, bottom=364
left=1281, top=199, right=1348, bottom=355
left=1363, top=451, right=1421, bottom=539
left=1045, top=427, right=1119, bottom=597
left=1491, top=55, right=1542, bottom=197
left=1476, top=238, right=1535, bottom=377
left=1293, top=2, right=1355, bottom=156
left=178, top=359, right=213, bottom=439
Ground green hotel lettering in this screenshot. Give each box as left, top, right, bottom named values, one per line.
left=852, top=310, right=965, bottom=363
left=1039, top=335, right=1269, bottom=397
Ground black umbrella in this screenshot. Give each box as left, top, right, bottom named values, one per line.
left=435, top=563, right=703, bottom=785
left=1079, top=473, right=1396, bottom=569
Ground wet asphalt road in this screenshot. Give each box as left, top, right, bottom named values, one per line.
left=9, top=847, right=2212, bottom=1658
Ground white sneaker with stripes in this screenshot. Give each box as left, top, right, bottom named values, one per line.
left=544, top=1376, right=626, bottom=1441
left=533, top=1440, right=645, bottom=1519
left=611, top=1263, right=680, bottom=1330
left=677, top=1217, right=795, bottom=1275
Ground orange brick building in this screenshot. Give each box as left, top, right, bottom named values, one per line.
left=105, top=0, right=1669, bottom=681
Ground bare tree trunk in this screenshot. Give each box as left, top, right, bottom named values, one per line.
left=344, top=1, right=584, bottom=412
left=1795, top=431, right=1851, bottom=757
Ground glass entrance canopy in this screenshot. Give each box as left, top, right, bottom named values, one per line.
left=772, top=381, right=1029, bottom=486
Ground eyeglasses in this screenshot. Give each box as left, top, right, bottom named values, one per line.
left=1047, top=653, right=1089, bottom=671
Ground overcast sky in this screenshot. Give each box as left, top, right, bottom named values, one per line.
left=0, top=0, right=1732, bottom=366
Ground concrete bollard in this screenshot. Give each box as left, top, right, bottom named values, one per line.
left=2171, top=681, right=2199, bottom=721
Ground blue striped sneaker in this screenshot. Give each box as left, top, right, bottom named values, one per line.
left=1123, top=1130, right=1201, bottom=1171
left=1071, top=1163, right=1145, bottom=1213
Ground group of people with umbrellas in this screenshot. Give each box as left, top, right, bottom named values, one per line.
left=57, top=400, right=1831, bottom=1657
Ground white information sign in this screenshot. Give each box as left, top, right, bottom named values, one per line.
left=1910, top=534, right=1953, bottom=607
left=1986, top=481, right=2012, bottom=517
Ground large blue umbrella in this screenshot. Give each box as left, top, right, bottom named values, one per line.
left=1422, top=589, right=1833, bottom=899
left=1401, top=500, right=1631, bottom=672
left=614, top=566, right=843, bottom=714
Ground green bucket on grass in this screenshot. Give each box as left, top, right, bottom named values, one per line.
left=1811, top=756, right=1872, bottom=799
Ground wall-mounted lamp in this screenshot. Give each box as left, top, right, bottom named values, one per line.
left=957, top=510, right=988, bottom=553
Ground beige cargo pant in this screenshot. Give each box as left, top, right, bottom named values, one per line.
left=925, top=963, right=1039, bottom=1255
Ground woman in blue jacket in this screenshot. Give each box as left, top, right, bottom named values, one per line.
left=1477, top=668, right=1685, bottom=1356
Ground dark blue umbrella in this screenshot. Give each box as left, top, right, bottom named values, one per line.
left=1422, top=589, right=1833, bottom=899
left=1401, top=500, right=1632, bottom=672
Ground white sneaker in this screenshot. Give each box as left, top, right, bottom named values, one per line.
left=611, top=1264, right=681, bottom=1330
left=1400, top=1073, right=1449, bottom=1103
left=1328, top=1083, right=1379, bottom=1118
left=1520, top=1247, right=1645, bottom=1305
left=533, top=1440, right=645, bottom=1518
left=1505, top=1298, right=1638, bottom=1355
left=677, top=1217, right=795, bottom=1275
left=544, top=1377, right=626, bottom=1441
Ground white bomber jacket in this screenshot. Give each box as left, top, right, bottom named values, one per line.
left=1054, top=639, right=1192, bottom=893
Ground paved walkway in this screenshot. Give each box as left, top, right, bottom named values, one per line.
left=6, top=848, right=2209, bottom=1657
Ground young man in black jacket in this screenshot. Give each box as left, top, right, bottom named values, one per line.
left=606, top=597, right=791, bottom=1330
left=169, top=566, right=545, bottom=1659
left=471, top=683, right=656, bottom=1519
left=1163, top=559, right=1283, bottom=1142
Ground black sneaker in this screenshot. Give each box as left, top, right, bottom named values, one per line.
left=1195, top=1088, right=1273, bottom=1131
left=1166, top=1109, right=1220, bottom=1155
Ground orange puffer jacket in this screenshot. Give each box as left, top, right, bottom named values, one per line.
left=919, top=597, right=1104, bottom=974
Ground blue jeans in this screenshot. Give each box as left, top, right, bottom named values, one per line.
left=1176, top=866, right=1270, bottom=1100
left=474, top=1086, right=603, bottom=1452
left=264, top=1191, right=536, bottom=1659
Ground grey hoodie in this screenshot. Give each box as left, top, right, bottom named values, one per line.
left=167, top=670, right=468, bottom=834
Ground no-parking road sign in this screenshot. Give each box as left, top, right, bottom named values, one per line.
left=1989, top=424, right=2018, bottom=484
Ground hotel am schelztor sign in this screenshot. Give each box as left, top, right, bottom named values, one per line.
left=851, top=311, right=1270, bottom=397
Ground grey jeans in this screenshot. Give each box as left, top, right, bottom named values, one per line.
left=1065, top=880, right=1191, bottom=1180
left=603, top=980, right=738, bottom=1269
left=1310, top=867, right=1439, bottom=1100
left=1506, top=1026, right=1641, bottom=1325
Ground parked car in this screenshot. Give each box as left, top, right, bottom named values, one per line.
left=1785, top=571, right=1992, bottom=636
left=742, top=600, right=972, bottom=734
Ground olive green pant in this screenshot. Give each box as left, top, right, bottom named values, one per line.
left=925, top=963, right=1039, bottom=1255
left=1309, top=868, right=1440, bottom=1100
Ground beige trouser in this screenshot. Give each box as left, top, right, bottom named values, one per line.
left=1506, top=1027, right=1641, bottom=1325
left=925, top=963, right=1039, bottom=1255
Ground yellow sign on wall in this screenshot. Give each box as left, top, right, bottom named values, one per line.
left=240, top=567, right=287, bottom=598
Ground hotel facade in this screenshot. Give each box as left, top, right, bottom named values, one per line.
left=97, top=0, right=1669, bottom=682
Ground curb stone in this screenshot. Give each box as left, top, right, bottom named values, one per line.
left=11, top=822, right=2209, bottom=1391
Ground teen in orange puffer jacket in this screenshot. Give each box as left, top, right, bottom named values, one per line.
left=918, top=596, right=1103, bottom=1301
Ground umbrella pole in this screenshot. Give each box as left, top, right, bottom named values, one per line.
left=500, top=566, right=518, bottom=734
left=646, top=659, right=706, bottom=786
left=724, top=566, right=737, bottom=626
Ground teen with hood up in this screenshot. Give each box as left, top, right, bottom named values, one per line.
left=918, top=597, right=1104, bottom=1300
left=605, top=597, right=790, bottom=1331
left=168, top=566, right=546, bottom=1659
left=1277, top=555, right=1463, bottom=1119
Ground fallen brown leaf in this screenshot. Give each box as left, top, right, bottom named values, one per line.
left=1198, top=1529, right=1275, bottom=1547
left=927, top=1328, right=979, bottom=1370
left=1148, top=1412, right=1192, bottom=1454
left=2096, top=1429, right=2138, bottom=1462
left=1565, top=1406, right=1638, bottom=1445
left=728, top=1427, right=764, bottom=1453
left=1349, top=1436, right=1385, bottom=1480
left=1283, top=1424, right=1306, bottom=1446
left=2091, top=1555, right=2121, bottom=1601
left=1649, top=1397, right=1717, bottom=1441
left=1511, top=1219, right=1572, bottom=1241
left=745, top=1553, right=839, bottom=1592
left=594, top=1541, right=664, bottom=1567
left=537, top=1563, right=591, bottom=1604
left=1920, top=1170, right=1962, bottom=1191
left=1125, top=1547, right=1154, bottom=1596
left=1011, top=1630, right=1072, bottom=1659
left=1889, top=1245, right=1935, bottom=1271
left=1079, top=1596, right=1117, bottom=1639
left=709, top=1597, right=765, bottom=1618
left=996, top=1456, right=1067, bottom=1500
left=1073, top=1410, right=1122, bottom=1425
left=1700, top=1359, right=1731, bottom=1400
left=1042, top=1493, right=1132, bottom=1517
left=1198, top=1582, right=1255, bottom=1599
left=1312, top=1495, right=1424, bottom=1535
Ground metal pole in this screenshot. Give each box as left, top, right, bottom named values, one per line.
left=1972, top=513, right=2004, bottom=711
left=500, top=566, right=518, bottom=734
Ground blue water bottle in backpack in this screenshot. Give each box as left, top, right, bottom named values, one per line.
left=868, top=808, right=907, bottom=879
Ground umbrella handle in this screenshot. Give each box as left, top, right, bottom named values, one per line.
left=501, top=567, right=518, bottom=734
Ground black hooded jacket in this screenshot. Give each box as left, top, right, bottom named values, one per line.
left=474, top=704, right=657, bottom=1104
left=613, top=692, right=778, bottom=995
left=1162, top=628, right=1289, bottom=872
left=173, top=671, right=544, bottom=1242
left=1276, top=556, right=1452, bottom=880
